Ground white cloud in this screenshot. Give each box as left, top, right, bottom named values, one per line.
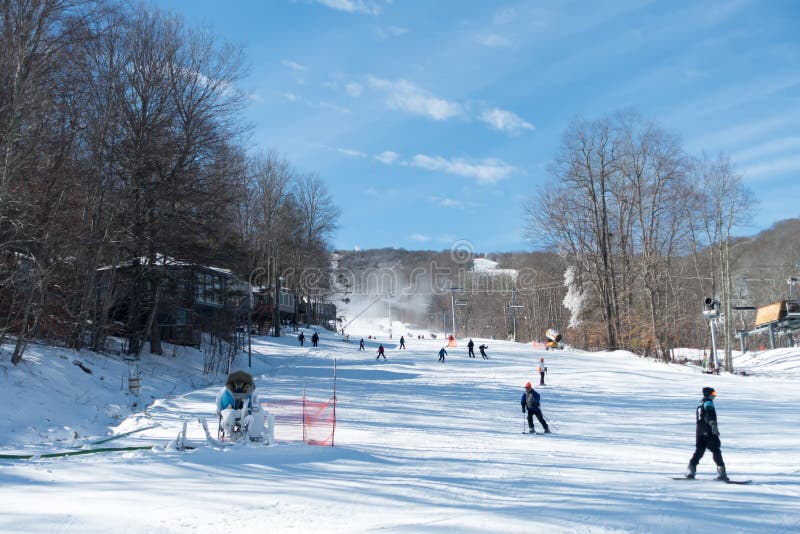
left=733, top=137, right=800, bottom=164
left=320, top=101, right=351, bottom=114
left=479, top=108, right=534, bottom=135
left=410, top=154, right=516, bottom=184
left=282, top=92, right=301, bottom=102
left=410, top=233, right=432, bottom=242
left=282, top=60, right=307, bottom=72
left=315, top=0, right=384, bottom=15
left=335, top=147, right=368, bottom=158
left=375, top=150, right=399, bottom=164
left=740, top=154, right=800, bottom=181
left=493, top=7, right=517, bottom=25
left=345, top=82, right=363, bottom=97
left=376, top=25, right=409, bottom=39
left=476, top=33, right=512, bottom=48
left=368, top=76, right=464, bottom=121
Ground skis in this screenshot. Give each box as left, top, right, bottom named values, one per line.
left=671, top=476, right=751, bottom=484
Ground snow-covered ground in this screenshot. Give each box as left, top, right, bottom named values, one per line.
left=1, top=318, right=799, bottom=533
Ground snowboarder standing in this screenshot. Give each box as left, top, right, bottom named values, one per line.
left=376, top=344, right=386, bottom=360
left=438, top=347, right=447, bottom=362
left=538, top=357, right=547, bottom=385
left=478, top=344, right=488, bottom=359
left=399, top=336, right=406, bottom=349
left=298, top=332, right=305, bottom=347
left=520, top=382, right=551, bottom=434
left=687, top=387, right=728, bottom=481
left=467, top=339, right=475, bottom=358
left=311, top=332, right=319, bottom=347
left=359, top=338, right=365, bottom=351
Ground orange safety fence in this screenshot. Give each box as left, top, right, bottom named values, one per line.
left=303, top=394, right=336, bottom=446
left=260, top=395, right=336, bottom=446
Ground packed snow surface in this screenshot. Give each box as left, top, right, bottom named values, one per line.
left=1, top=318, right=799, bottom=533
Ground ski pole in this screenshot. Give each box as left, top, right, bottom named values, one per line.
left=544, top=415, right=559, bottom=431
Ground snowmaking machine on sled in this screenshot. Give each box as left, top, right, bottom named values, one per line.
left=545, top=328, right=564, bottom=350
left=213, top=370, right=271, bottom=443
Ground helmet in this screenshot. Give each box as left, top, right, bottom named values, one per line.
left=702, top=387, right=716, bottom=398
left=525, top=381, right=532, bottom=389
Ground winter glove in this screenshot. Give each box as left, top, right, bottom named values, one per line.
left=710, top=421, right=720, bottom=437
left=521, top=407, right=526, bottom=413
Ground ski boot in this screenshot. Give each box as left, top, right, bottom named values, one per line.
left=686, top=463, right=696, bottom=479
left=544, top=428, right=552, bottom=434
left=715, top=465, right=729, bottom=481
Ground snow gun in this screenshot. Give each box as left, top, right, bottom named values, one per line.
left=545, top=328, right=563, bottom=350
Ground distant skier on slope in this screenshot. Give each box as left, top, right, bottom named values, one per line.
left=520, top=381, right=551, bottom=434
left=467, top=339, right=475, bottom=358
left=399, top=336, right=406, bottom=349
left=538, top=356, right=547, bottom=385
left=298, top=332, right=305, bottom=347
left=359, top=338, right=365, bottom=351
left=311, top=331, right=319, bottom=347
left=376, top=344, right=386, bottom=360
left=438, top=347, right=447, bottom=362
left=478, top=344, right=488, bottom=359
left=687, top=386, right=728, bottom=481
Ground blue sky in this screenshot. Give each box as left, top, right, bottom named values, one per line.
left=151, top=0, right=799, bottom=253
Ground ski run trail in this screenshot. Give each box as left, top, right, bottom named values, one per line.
left=1, top=318, right=799, bottom=533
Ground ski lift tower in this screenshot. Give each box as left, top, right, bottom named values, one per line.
left=447, top=287, right=462, bottom=339
left=703, top=297, right=721, bottom=373
left=507, top=290, right=525, bottom=343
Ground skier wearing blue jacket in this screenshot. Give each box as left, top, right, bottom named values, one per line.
left=521, top=382, right=551, bottom=434
left=687, top=386, right=727, bottom=480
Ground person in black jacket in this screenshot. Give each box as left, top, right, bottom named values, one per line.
left=687, top=387, right=727, bottom=480
left=520, top=382, right=550, bottom=433
left=478, top=344, right=488, bottom=359
left=467, top=339, right=475, bottom=358
left=298, top=332, right=305, bottom=346
left=311, top=332, right=319, bottom=347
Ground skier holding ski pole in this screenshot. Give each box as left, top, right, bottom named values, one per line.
left=520, top=382, right=551, bottom=434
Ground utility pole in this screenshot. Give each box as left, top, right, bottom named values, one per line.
left=703, top=297, right=720, bottom=373
left=247, top=289, right=252, bottom=367
left=274, top=274, right=283, bottom=338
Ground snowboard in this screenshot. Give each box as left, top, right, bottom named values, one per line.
left=671, top=476, right=751, bottom=485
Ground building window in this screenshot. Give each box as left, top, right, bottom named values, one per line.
left=196, top=271, right=224, bottom=306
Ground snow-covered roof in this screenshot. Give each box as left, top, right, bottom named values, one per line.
left=97, top=254, right=233, bottom=276
left=473, top=257, right=518, bottom=280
